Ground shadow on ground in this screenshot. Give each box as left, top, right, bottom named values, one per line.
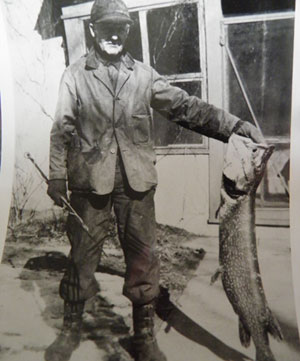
left=17, top=254, right=254, bottom=361
left=156, top=287, right=252, bottom=361
left=275, top=314, right=300, bottom=353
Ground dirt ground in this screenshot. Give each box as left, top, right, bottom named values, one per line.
left=0, top=217, right=205, bottom=361
left=0, top=216, right=299, bottom=361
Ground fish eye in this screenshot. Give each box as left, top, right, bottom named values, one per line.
left=252, top=148, right=258, bottom=153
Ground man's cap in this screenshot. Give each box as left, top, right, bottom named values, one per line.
left=90, top=0, right=133, bottom=24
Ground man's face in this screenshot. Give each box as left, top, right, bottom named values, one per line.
left=91, top=22, right=130, bottom=56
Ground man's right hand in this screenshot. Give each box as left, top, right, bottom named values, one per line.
left=47, top=179, right=67, bottom=207
left=233, top=121, right=265, bottom=144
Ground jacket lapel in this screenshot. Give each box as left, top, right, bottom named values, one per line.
left=85, top=48, right=135, bottom=97
left=86, top=48, right=114, bottom=95
left=93, top=65, right=115, bottom=96
left=115, top=54, right=135, bottom=96
left=115, top=63, right=131, bottom=97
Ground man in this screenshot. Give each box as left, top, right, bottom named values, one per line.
left=46, top=0, right=264, bottom=360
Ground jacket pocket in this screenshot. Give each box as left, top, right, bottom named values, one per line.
left=132, top=115, right=151, bottom=144
left=69, top=132, right=81, bottom=149
left=67, top=147, right=91, bottom=190
left=67, top=134, right=100, bottom=191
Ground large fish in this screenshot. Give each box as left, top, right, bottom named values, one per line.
left=216, top=134, right=283, bottom=361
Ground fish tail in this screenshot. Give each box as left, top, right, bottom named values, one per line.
left=266, top=309, right=284, bottom=342
left=238, top=318, right=251, bottom=348
left=254, top=310, right=283, bottom=361
left=255, top=348, right=276, bottom=361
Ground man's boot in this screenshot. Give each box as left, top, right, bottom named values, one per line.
left=44, top=301, right=84, bottom=361
left=132, top=302, right=167, bottom=361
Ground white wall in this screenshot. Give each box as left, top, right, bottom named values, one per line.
left=155, top=154, right=218, bottom=236
left=2, top=0, right=65, bottom=211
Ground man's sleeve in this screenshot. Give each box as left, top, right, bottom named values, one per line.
left=150, top=69, right=240, bottom=142
left=49, top=69, right=78, bottom=180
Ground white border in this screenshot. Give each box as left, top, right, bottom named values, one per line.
left=290, top=0, right=300, bottom=340
left=0, top=5, right=15, bottom=261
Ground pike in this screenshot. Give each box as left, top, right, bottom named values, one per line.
left=214, top=134, right=283, bottom=361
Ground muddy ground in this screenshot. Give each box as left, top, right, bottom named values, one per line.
left=1, top=215, right=205, bottom=361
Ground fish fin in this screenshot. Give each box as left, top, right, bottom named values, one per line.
left=210, top=267, right=223, bottom=285
left=215, top=197, right=225, bottom=218
left=239, top=318, right=251, bottom=348
left=267, top=309, right=284, bottom=341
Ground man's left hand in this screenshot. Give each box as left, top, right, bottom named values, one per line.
left=234, top=121, right=265, bottom=144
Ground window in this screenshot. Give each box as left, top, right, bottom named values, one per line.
left=222, top=14, right=294, bottom=207
left=145, top=3, right=205, bottom=151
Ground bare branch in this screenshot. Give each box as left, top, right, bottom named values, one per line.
left=15, top=80, right=54, bottom=121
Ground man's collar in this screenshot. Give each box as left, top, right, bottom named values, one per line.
left=122, top=52, right=135, bottom=70
left=85, top=46, right=135, bottom=70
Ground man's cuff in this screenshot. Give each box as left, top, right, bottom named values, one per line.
left=49, top=170, right=67, bottom=180
left=230, top=120, right=244, bottom=135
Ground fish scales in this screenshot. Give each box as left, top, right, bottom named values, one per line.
left=218, top=134, right=283, bottom=361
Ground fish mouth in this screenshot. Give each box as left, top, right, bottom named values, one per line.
left=262, top=145, right=274, bottom=162
left=253, top=144, right=275, bottom=175
left=223, top=135, right=275, bottom=195
left=223, top=174, right=248, bottom=199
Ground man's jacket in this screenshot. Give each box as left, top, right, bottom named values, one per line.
left=50, top=47, right=241, bottom=194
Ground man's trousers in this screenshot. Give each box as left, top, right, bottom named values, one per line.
left=59, top=153, right=160, bottom=305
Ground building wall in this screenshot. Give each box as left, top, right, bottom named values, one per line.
left=2, top=0, right=65, bottom=212
left=155, top=154, right=218, bottom=236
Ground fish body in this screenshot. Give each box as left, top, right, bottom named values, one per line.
left=219, top=134, right=283, bottom=361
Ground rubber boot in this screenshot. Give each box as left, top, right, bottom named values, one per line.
left=44, top=301, right=84, bottom=361
left=132, top=302, right=167, bottom=361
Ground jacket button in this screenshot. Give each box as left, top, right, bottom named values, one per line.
left=110, top=148, right=116, bottom=154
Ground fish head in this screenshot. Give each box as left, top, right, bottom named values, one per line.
left=223, top=134, right=274, bottom=195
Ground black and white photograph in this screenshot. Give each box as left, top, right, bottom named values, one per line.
left=0, top=0, right=299, bottom=360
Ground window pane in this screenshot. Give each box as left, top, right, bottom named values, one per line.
left=226, top=19, right=294, bottom=137
left=256, top=142, right=289, bottom=206
left=126, top=12, right=143, bottom=62
left=83, top=19, right=94, bottom=51
left=154, top=81, right=203, bottom=146
left=226, top=19, right=293, bottom=207
left=147, top=3, right=200, bottom=75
